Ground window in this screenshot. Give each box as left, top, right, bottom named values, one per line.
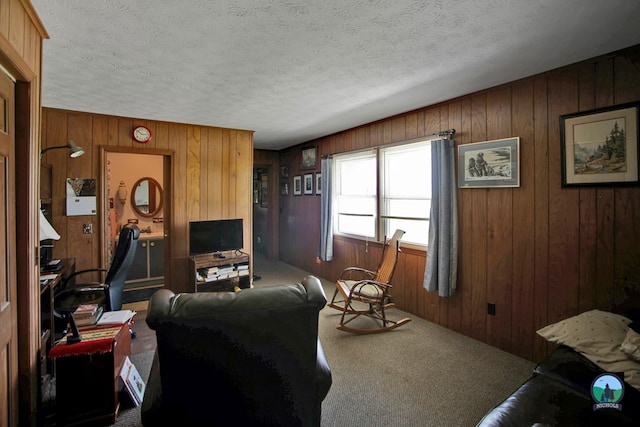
left=333, top=140, right=431, bottom=247
left=334, top=151, right=377, bottom=237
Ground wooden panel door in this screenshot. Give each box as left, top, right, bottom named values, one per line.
left=0, top=68, right=17, bottom=425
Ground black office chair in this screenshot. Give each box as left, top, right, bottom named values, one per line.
left=54, top=223, right=140, bottom=338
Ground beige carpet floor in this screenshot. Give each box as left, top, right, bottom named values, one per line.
left=107, top=254, right=535, bottom=426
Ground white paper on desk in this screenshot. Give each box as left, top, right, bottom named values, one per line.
left=40, top=273, right=58, bottom=281
left=96, top=309, right=136, bottom=325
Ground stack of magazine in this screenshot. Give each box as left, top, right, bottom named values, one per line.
left=96, top=309, right=136, bottom=325
left=120, top=356, right=145, bottom=406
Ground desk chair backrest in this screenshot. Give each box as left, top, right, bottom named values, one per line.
left=375, top=229, right=405, bottom=284
left=105, top=224, right=140, bottom=311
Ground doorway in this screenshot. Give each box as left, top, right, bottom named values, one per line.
left=101, top=148, right=173, bottom=302
left=253, top=167, right=269, bottom=257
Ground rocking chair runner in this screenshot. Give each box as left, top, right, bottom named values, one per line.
left=327, top=229, right=411, bottom=334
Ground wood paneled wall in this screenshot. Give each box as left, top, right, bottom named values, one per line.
left=279, top=44, right=640, bottom=362
left=1, top=0, right=48, bottom=423
left=41, top=108, right=254, bottom=294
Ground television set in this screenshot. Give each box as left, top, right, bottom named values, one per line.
left=189, top=218, right=244, bottom=256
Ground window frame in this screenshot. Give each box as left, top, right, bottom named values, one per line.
left=331, top=138, right=433, bottom=250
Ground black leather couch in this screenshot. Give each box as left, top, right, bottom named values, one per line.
left=141, top=276, right=331, bottom=426
left=477, top=345, right=640, bottom=426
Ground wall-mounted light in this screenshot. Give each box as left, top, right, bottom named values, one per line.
left=117, top=181, right=128, bottom=205
left=40, top=140, right=85, bottom=158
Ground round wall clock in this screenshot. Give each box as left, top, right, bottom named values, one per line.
left=133, top=126, right=152, bottom=143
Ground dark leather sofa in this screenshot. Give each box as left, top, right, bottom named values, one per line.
left=141, top=275, right=332, bottom=426
left=477, top=345, right=640, bottom=426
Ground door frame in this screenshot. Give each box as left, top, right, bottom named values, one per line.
left=252, top=164, right=279, bottom=260
left=99, top=146, right=174, bottom=289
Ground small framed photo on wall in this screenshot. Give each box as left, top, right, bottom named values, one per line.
left=293, top=175, right=302, bottom=195
left=303, top=173, right=313, bottom=194
left=315, top=172, right=322, bottom=195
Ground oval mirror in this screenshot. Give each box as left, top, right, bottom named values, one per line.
left=131, top=177, right=163, bottom=218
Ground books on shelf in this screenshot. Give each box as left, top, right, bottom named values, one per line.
left=120, top=356, right=145, bottom=406
left=96, top=309, right=136, bottom=326
left=197, top=263, right=249, bottom=282
left=74, top=306, right=104, bottom=327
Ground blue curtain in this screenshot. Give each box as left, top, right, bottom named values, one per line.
left=318, top=157, right=333, bottom=261
left=423, top=139, right=458, bottom=297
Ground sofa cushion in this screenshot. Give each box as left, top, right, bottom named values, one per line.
left=537, top=309, right=640, bottom=390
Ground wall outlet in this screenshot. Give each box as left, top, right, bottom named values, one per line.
left=83, top=223, right=93, bottom=234
left=487, top=302, right=496, bottom=316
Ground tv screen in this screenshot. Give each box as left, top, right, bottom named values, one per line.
left=189, top=218, right=244, bottom=256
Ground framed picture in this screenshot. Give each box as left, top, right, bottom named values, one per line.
left=301, top=146, right=317, bottom=169
left=293, top=175, right=302, bottom=195
left=280, top=165, right=289, bottom=179
left=280, top=182, right=288, bottom=195
left=458, top=137, right=520, bottom=188
left=260, top=175, right=268, bottom=207
left=561, top=102, right=639, bottom=187
left=315, top=172, right=322, bottom=195
left=253, top=179, right=259, bottom=203
left=303, top=173, right=313, bottom=194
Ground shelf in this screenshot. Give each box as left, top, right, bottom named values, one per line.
left=189, top=251, right=251, bottom=292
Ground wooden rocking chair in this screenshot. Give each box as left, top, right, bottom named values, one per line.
left=327, top=229, right=411, bottom=334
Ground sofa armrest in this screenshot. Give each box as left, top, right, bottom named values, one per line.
left=535, top=345, right=640, bottom=412
left=316, top=339, right=332, bottom=401
left=145, top=288, right=176, bottom=328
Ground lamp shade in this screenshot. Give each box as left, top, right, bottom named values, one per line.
left=39, top=209, right=61, bottom=241
left=68, top=140, right=85, bottom=158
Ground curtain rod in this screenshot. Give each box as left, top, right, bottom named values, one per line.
left=322, top=128, right=456, bottom=159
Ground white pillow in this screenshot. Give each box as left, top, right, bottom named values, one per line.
left=537, top=309, right=640, bottom=390
left=621, top=328, right=640, bottom=362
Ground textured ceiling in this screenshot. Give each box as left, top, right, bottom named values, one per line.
left=32, top=0, right=640, bottom=150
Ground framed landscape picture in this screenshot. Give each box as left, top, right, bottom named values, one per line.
left=458, top=137, right=520, bottom=188
left=561, top=102, right=639, bottom=187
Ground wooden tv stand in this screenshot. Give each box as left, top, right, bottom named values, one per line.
left=189, top=251, right=251, bottom=292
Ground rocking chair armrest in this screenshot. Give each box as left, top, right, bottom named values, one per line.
left=339, top=267, right=376, bottom=280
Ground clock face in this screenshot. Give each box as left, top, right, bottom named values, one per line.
left=133, top=126, right=152, bottom=143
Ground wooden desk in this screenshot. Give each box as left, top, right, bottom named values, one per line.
left=50, top=323, right=132, bottom=426
left=40, top=258, right=75, bottom=379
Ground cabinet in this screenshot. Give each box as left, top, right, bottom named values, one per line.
left=51, top=323, right=131, bottom=426
left=126, top=236, right=164, bottom=286
left=189, top=251, right=251, bottom=292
